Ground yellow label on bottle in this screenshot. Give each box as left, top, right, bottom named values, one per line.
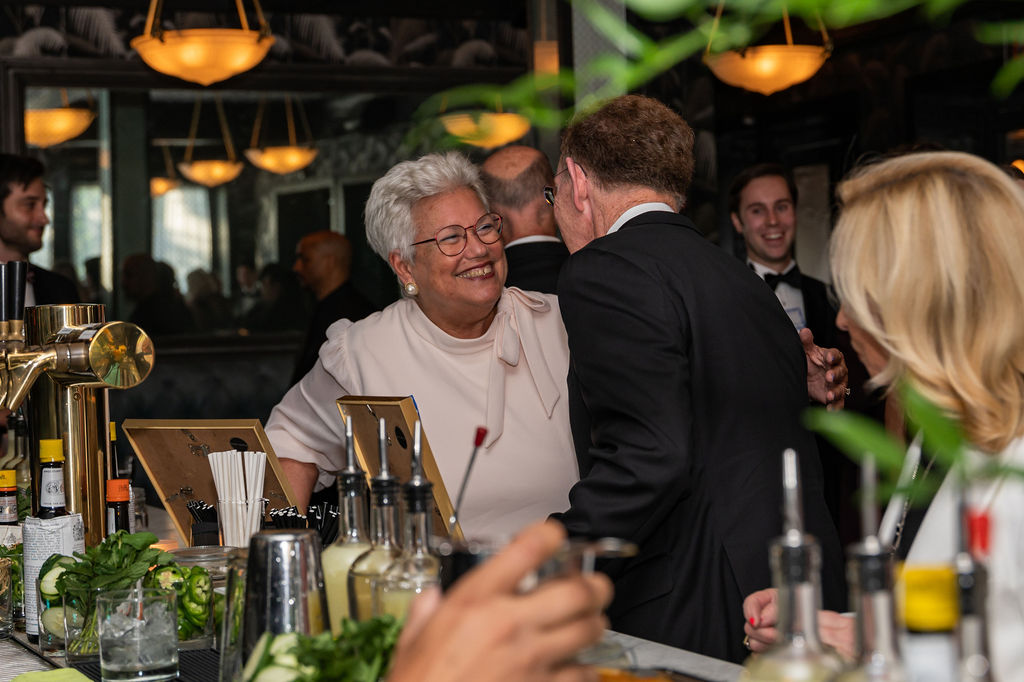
left=897, top=564, right=957, bottom=631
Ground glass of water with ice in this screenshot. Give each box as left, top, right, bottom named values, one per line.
left=97, top=587, right=179, bottom=682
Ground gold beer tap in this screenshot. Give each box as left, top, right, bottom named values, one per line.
left=0, top=261, right=155, bottom=546
left=1, top=320, right=154, bottom=413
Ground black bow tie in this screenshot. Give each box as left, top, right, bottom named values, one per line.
left=763, top=266, right=802, bottom=291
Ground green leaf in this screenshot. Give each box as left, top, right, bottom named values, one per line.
left=121, top=532, right=158, bottom=551
left=899, top=383, right=964, bottom=467
left=990, top=55, right=1024, bottom=99
left=803, top=407, right=908, bottom=473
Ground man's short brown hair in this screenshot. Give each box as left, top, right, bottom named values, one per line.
left=560, top=95, right=695, bottom=209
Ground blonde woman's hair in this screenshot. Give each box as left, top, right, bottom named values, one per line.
left=831, top=151, right=1024, bottom=453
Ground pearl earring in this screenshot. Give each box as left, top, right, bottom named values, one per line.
left=404, top=281, right=419, bottom=296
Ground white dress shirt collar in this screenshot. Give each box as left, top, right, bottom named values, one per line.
left=606, top=202, right=675, bottom=236
left=505, top=235, right=563, bottom=248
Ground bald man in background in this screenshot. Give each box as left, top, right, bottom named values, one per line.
left=291, top=231, right=377, bottom=384
left=480, top=145, right=568, bottom=294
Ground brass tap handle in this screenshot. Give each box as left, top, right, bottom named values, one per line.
left=73, top=321, right=155, bottom=389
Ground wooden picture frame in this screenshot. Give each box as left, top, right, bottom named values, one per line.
left=337, top=396, right=463, bottom=541
left=122, top=419, right=298, bottom=547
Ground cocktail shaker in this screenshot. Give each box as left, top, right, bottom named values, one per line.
left=241, top=530, right=328, bottom=660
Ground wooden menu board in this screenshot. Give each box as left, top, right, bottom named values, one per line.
left=337, top=396, right=463, bottom=541
left=122, top=419, right=298, bottom=547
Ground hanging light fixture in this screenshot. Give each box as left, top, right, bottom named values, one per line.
left=703, top=4, right=831, bottom=96
left=441, top=97, right=530, bottom=149
left=24, top=89, right=96, bottom=148
left=244, top=96, right=318, bottom=174
left=131, top=0, right=274, bottom=87
left=177, top=97, right=243, bottom=188
left=150, top=144, right=181, bottom=197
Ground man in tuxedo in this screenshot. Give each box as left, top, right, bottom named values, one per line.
left=480, top=145, right=568, bottom=294
left=728, top=163, right=838, bottom=345
left=730, top=163, right=879, bottom=544
left=549, top=95, right=845, bottom=663
left=0, top=154, right=79, bottom=306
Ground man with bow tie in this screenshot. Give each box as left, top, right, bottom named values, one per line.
left=730, top=163, right=878, bottom=545
left=729, top=163, right=842, bottom=350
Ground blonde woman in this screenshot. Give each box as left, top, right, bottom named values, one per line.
left=743, top=151, right=1024, bottom=681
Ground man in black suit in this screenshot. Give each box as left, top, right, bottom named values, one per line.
left=290, top=231, right=376, bottom=384
left=480, top=145, right=568, bottom=294
left=0, top=154, right=79, bottom=306
left=549, top=95, right=845, bottom=663
left=729, top=163, right=878, bottom=544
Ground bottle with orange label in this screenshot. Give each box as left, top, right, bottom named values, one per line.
left=106, top=478, right=132, bottom=535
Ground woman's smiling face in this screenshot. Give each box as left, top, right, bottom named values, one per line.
left=397, top=186, right=507, bottom=338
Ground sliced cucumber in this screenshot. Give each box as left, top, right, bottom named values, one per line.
left=271, top=653, right=299, bottom=669
left=39, top=565, right=68, bottom=599
left=241, top=631, right=272, bottom=682
left=268, top=632, right=299, bottom=656
left=253, top=665, right=301, bottom=682
left=40, top=606, right=68, bottom=640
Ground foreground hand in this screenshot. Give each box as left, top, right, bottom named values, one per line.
left=389, top=521, right=614, bottom=682
left=742, top=588, right=855, bottom=661
left=801, top=328, right=848, bottom=410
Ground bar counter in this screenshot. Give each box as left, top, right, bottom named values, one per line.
left=0, top=629, right=743, bottom=681
left=1, top=507, right=744, bottom=681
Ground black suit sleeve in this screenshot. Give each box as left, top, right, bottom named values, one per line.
left=557, top=247, right=694, bottom=547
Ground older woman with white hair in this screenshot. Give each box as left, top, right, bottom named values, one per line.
left=743, top=151, right=1024, bottom=680
left=266, top=152, right=578, bottom=538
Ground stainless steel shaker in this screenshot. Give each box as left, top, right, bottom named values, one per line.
left=240, top=530, right=329, bottom=662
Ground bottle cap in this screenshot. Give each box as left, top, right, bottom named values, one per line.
left=109, top=422, right=117, bottom=442
left=106, top=478, right=130, bottom=502
left=0, top=470, right=15, bottom=487
left=39, top=439, right=65, bottom=463
left=899, top=564, right=957, bottom=631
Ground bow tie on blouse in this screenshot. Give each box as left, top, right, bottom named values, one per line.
left=483, top=288, right=561, bottom=448
left=763, top=266, right=802, bottom=291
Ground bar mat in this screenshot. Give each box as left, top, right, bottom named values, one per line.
left=72, top=649, right=221, bottom=681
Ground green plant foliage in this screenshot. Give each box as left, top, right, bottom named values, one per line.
left=410, top=0, right=1024, bottom=150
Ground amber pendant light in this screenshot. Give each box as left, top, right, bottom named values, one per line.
left=177, top=97, right=244, bottom=188
left=131, top=0, right=275, bottom=86
left=24, top=89, right=96, bottom=148
left=150, top=143, right=181, bottom=197
left=244, top=96, right=318, bottom=175
left=703, top=3, right=831, bottom=96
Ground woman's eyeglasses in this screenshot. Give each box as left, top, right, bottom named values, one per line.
left=411, top=212, right=503, bottom=256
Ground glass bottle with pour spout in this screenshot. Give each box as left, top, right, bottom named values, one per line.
left=835, top=453, right=906, bottom=682
left=321, top=413, right=372, bottom=635
left=377, top=420, right=439, bottom=618
left=956, top=478, right=992, bottom=682
left=834, top=538, right=906, bottom=682
left=347, top=417, right=402, bottom=621
left=740, top=449, right=845, bottom=681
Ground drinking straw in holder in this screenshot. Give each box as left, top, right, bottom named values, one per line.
left=209, top=449, right=267, bottom=547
